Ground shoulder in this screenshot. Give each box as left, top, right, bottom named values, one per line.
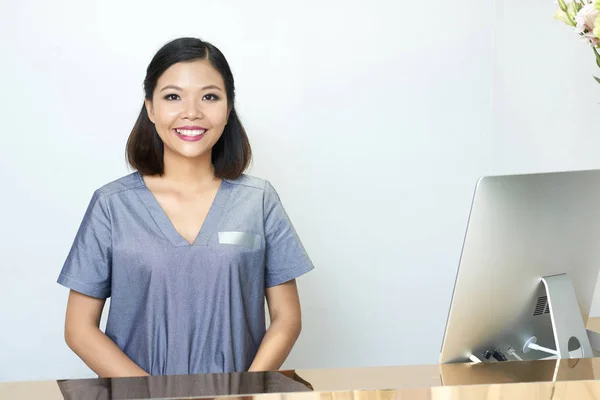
left=224, top=174, right=274, bottom=192
left=224, top=174, right=282, bottom=207
left=93, top=171, right=144, bottom=200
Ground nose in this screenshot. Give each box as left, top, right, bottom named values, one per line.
left=183, top=100, right=204, bottom=120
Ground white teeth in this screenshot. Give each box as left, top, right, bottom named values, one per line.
left=176, top=129, right=206, bottom=136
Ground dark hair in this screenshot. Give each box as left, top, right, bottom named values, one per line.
left=126, top=37, right=251, bottom=179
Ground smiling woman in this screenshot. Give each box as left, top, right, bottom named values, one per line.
left=56, top=37, right=314, bottom=378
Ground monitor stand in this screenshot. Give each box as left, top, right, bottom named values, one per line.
left=469, top=273, right=600, bottom=363
left=522, top=274, right=593, bottom=359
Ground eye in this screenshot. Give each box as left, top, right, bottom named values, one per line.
left=164, top=94, right=180, bottom=101
left=203, top=93, right=220, bottom=101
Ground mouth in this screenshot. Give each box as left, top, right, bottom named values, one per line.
left=173, top=127, right=207, bottom=142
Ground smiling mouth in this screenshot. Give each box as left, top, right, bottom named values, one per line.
left=174, top=128, right=207, bottom=137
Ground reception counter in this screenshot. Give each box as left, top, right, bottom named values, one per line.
left=5, top=318, right=600, bottom=399
left=5, top=358, right=600, bottom=399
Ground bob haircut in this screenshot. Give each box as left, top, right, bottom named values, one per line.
left=126, top=37, right=251, bottom=179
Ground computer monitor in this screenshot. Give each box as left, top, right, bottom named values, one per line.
left=440, top=169, right=600, bottom=364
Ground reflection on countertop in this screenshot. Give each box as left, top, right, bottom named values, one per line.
left=57, top=370, right=312, bottom=400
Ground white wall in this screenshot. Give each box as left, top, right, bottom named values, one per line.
left=492, top=0, right=600, bottom=313
left=2, top=0, right=494, bottom=382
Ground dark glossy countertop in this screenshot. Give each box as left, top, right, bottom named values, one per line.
left=56, top=370, right=312, bottom=399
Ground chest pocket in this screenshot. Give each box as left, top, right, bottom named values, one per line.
left=218, top=231, right=261, bottom=250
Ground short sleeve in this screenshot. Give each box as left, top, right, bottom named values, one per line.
left=57, top=190, right=112, bottom=299
left=263, top=181, right=314, bottom=288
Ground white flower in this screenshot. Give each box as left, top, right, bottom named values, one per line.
left=575, top=3, right=600, bottom=34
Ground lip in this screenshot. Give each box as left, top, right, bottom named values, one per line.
left=175, top=126, right=207, bottom=130
left=173, top=127, right=207, bottom=142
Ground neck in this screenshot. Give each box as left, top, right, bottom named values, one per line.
left=162, top=150, right=218, bottom=189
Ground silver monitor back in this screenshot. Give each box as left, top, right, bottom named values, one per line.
left=440, top=169, right=600, bottom=364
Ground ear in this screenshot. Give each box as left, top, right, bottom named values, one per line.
left=145, top=99, right=155, bottom=124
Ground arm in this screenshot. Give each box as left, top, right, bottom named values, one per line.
left=248, top=280, right=303, bottom=372
left=64, top=290, right=149, bottom=378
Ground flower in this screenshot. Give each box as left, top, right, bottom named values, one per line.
left=576, top=3, right=600, bottom=33
left=553, top=0, right=600, bottom=86
left=554, top=0, right=582, bottom=26
left=575, top=3, right=600, bottom=45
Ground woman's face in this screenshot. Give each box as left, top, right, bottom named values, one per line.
left=145, top=59, right=230, bottom=163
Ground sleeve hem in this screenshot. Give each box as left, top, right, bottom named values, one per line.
left=266, top=261, right=314, bottom=288
left=57, top=274, right=111, bottom=299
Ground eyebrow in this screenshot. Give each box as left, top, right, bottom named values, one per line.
left=159, top=84, right=223, bottom=92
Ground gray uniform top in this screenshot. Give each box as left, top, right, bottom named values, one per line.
left=57, top=171, right=314, bottom=375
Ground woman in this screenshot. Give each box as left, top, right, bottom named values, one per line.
left=57, top=37, right=314, bottom=378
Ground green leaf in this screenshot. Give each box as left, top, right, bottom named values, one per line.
left=594, top=47, right=600, bottom=69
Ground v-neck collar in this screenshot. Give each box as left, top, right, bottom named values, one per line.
left=133, top=171, right=232, bottom=247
